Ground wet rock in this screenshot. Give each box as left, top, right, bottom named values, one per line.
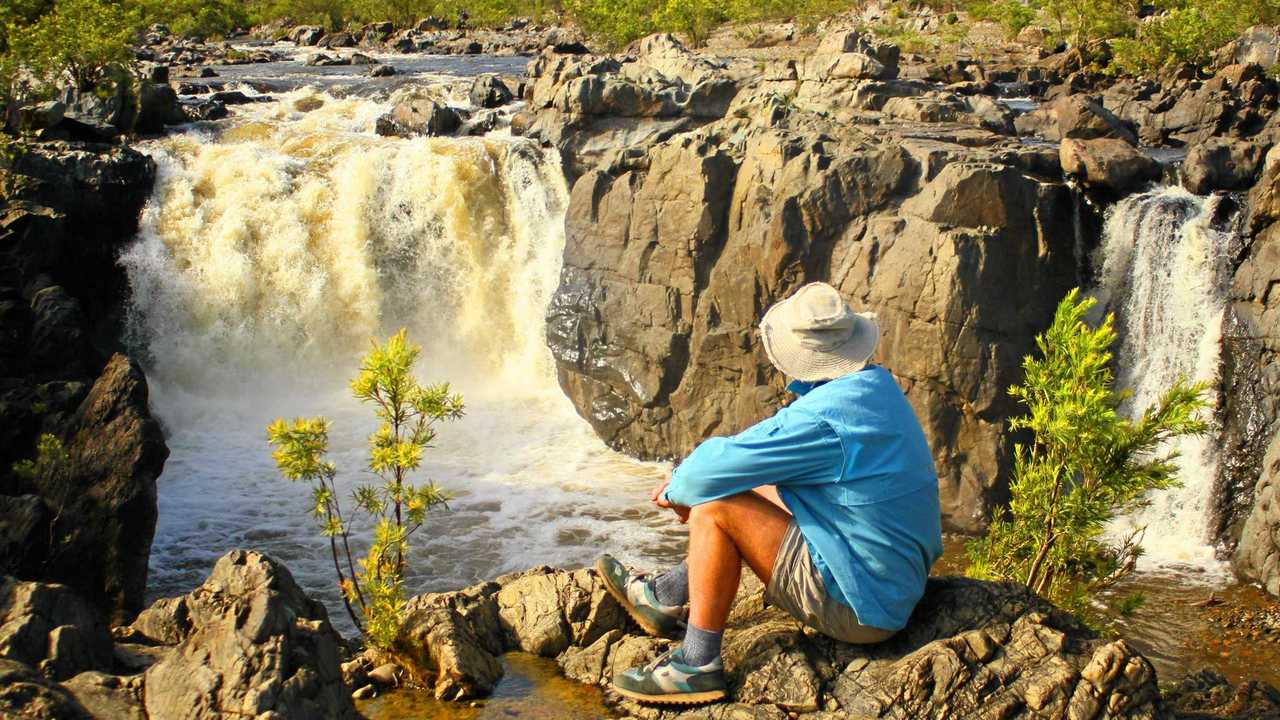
left=0, top=575, right=114, bottom=681
left=306, top=52, right=350, bottom=67
left=1059, top=137, right=1161, bottom=196
left=375, top=97, right=462, bottom=137
left=369, top=64, right=397, bottom=77
left=140, top=549, right=355, bottom=719
left=133, top=80, right=185, bottom=134
left=1015, top=93, right=1137, bottom=144
left=1235, top=408, right=1280, bottom=596
left=470, top=74, right=514, bottom=108
left=1163, top=667, right=1280, bottom=718
left=1181, top=137, right=1266, bottom=195
left=394, top=600, right=504, bottom=700
left=319, top=31, right=357, bottom=49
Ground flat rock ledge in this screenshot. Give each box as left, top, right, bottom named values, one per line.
left=394, top=567, right=1169, bottom=719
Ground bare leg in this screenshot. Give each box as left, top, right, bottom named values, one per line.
left=686, top=492, right=792, bottom=632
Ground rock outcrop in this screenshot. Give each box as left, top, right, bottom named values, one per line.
left=133, top=550, right=355, bottom=719
left=0, top=142, right=168, bottom=622
left=0, top=551, right=355, bottom=719
left=527, top=33, right=1079, bottom=531
left=396, top=566, right=1167, bottom=719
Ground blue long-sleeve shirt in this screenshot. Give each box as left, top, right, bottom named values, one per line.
left=663, top=365, right=942, bottom=631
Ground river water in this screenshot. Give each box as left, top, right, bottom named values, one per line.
left=124, top=49, right=1276, bottom=713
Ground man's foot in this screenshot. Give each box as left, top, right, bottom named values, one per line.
left=612, top=648, right=728, bottom=705
left=595, top=555, right=685, bottom=638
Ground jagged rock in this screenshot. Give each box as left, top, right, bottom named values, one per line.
left=0, top=495, right=45, bottom=571
left=1181, top=137, right=1266, bottom=195
left=1059, top=137, right=1161, bottom=196
left=306, top=52, right=350, bottom=66
left=19, top=354, right=168, bottom=622
left=0, top=658, right=91, bottom=718
left=289, top=25, right=324, bottom=46
left=28, top=285, right=89, bottom=375
left=138, top=549, right=355, bottom=719
left=1219, top=25, right=1280, bottom=69
left=0, top=576, right=113, bottom=681
left=1015, top=94, right=1137, bottom=144
left=62, top=671, right=146, bottom=720
left=1248, top=144, right=1280, bottom=230
left=470, top=73, right=514, bottom=108
left=1234, top=352, right=1280, bottom=598
left=1163, top=667, right=1280, bottom=718
left=375, top=97, right=462, bottom=137
left=404, top=567, right=1165, bottom=719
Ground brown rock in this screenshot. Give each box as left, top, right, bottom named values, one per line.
left=1015, top=94, right=1137, bottom=144
left=140, top=550, right=355, bottom=719
left=0, top=658, right=91, bottom=719
left=1181, top=137, right=1266, bottom=195
left=0, top=575, right=113, bottom=681
left=1059, top=137, right=1161, bottom=196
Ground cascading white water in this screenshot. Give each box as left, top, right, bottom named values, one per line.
left=124, top=88, right=681, bottom=625
left=1091, top=186, right=1235, bottom=573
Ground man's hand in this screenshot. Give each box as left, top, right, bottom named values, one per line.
left=652, top=474, right=691, bottom=524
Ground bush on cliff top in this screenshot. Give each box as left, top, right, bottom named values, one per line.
left=268, top=329, right=463, bottom=649
left=966, top=289, right=1210, bottom=623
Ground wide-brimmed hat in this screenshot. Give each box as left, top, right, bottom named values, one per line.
left=759, top=282, right=879, bottom=382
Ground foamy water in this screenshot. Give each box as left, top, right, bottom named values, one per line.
left=1091, top=187, right=1235, bottom=575
left=125, top=88, right=684, bottom=630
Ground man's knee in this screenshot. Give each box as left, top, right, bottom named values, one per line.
left=688, top=493, right=754, bottom=527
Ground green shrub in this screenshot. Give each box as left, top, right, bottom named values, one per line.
left=966, top=290, right=1210, bottom=621
left=268, top=329, right=462, bottom=648
left=4, top=0, right=137, bottom=93
left=967, top=0, right=1039, bottom=38
left=126, top=0, right=247, bottom=39
left=655, top=0, right=724, bottom=46
left=1111, top=0, right=1280, bottom=74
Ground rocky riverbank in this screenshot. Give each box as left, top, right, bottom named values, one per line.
left=0, top=142, right=168, bottom=624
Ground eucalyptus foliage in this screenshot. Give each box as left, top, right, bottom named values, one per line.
left=966, top=289, right=1210, bottom=619
left=268, top=330, right=463, bottom=648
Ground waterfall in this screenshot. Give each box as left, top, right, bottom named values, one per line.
left=124, top=88, right=679, bottom=617
left=1090, top=186, right=1236, bottom=573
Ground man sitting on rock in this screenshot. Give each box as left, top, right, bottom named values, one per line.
left=597, top=282, right=943, bottom=705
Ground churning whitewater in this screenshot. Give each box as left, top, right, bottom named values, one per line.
left=1092, top=186, right=1237, bottom=574
left=122, top=88, right=681, bottom=628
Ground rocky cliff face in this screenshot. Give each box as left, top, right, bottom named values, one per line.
left=526, top=34, right=1082, bottom=532
left=0, top=142, right=168, bottom=623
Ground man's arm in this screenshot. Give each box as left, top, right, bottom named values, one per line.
left=662, top=405, right=843, bottom=508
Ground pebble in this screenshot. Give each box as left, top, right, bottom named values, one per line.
left=352, top=684, right=375, bottom=700
left=368, top=662, right=401, bottom=687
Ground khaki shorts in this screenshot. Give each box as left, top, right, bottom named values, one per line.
left=764, top=521, right=896, bottom=645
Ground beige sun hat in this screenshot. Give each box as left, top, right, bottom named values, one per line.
left=759, top=282, right=880, bottom=382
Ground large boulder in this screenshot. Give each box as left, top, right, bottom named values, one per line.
left=23, top=354, right=169, bottom=623
left=1016, top=94, right=1137, bottom=144
left=469, top=74, right=514, bottom=108
left=289, top=25, right=325, bottom=46
left=136, top=550, right=356, bottom=719
left=375, top=97, right=462, bottom=137
left=1181, top=137, right=1267, bottom=195
left=1059, top=137, right=1162, bottom=196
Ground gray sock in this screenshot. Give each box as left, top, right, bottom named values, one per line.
left=650, top=560, right=689, bottom=607
left=680, top=622, right=722, bottom=667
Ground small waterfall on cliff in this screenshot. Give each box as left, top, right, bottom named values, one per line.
left=1090, top=187, right=1235, bottom=573
left=124, top=88, right=679, bottom=620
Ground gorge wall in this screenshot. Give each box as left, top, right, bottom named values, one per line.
left=522, top=30, right=1280, bottom=562
left=528, top=34, right=1088, bottom=533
